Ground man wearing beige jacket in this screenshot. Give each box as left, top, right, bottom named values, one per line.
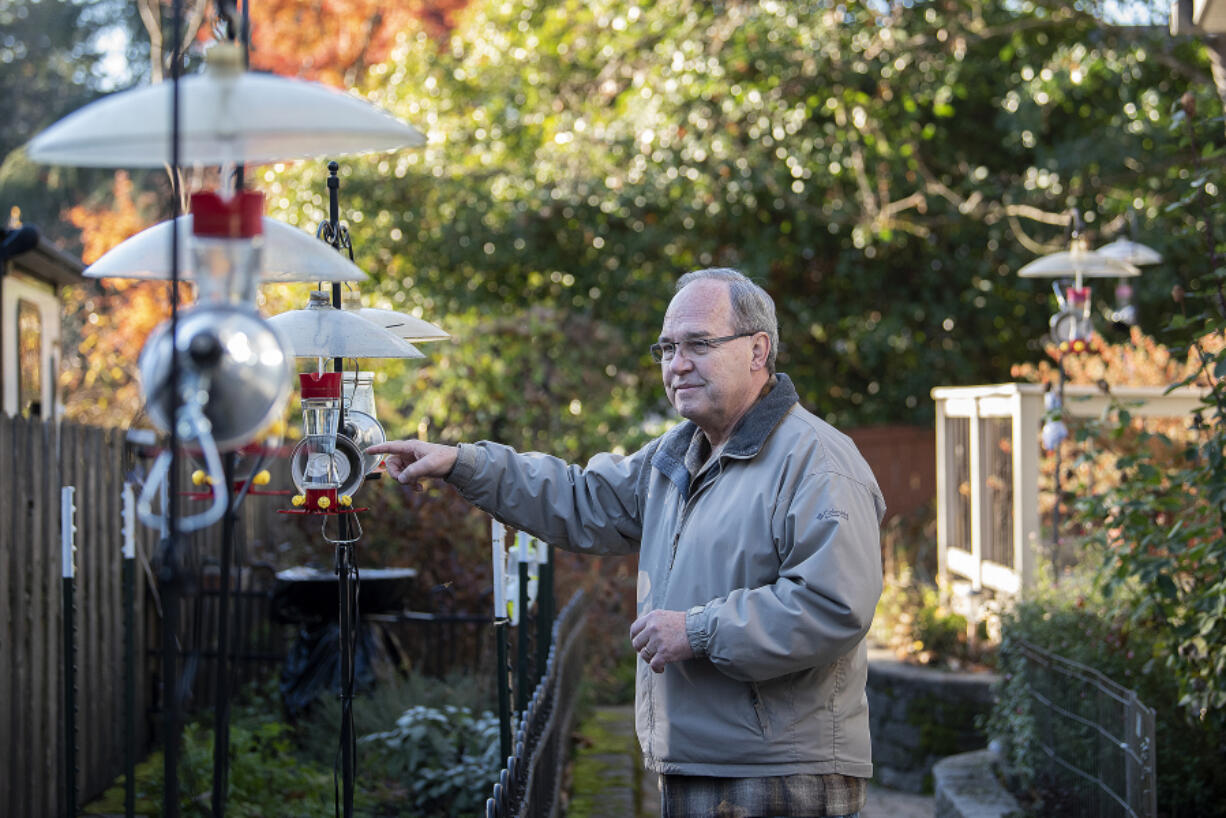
left=369, top=268, right=884, bottom=817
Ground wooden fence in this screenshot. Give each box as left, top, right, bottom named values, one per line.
left=846, top=424, right=935, bottom=521
left=0, top=415, right=287, bottom=816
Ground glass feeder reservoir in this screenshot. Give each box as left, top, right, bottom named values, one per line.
left=298, top=372, right=342, bottom=506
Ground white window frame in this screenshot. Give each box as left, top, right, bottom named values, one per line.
left=3, top=271, right=62, bottom=418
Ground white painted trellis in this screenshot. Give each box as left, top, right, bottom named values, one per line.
left=931, top=382, right=1211, bottom=599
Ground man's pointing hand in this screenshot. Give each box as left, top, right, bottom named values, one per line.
left=365, top=440, right=458, bottom=490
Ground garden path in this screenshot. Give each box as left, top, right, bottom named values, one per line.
left=568, top=705, right=934, bottom=817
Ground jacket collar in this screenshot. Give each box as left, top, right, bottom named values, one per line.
left=651, top=373, right=799, bottom=499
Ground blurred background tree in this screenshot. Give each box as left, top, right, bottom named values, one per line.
left=3, top=0, right=1212, bottom=443
left=260, top=0, right=1210, bottom=451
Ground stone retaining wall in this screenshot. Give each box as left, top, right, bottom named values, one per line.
left=933, top=750, right=1022, bottom=818
left=866, top=648, right=998, bottom=793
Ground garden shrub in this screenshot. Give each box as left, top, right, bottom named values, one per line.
left=872, top=561, right=993, bottom=670
left=983, top=564, right=1226, bottom=815
left=912, top=589, right=969, bottom=659
left=84, top=717, right=349, bottom=817
left=359, top=704, right=505, bottom=816
left=290, top=671, right=503, bottom=815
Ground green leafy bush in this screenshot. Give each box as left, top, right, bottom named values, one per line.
left=872, top=563, right=993, bottom=669
left=913, top=590, right=969, bottom=659
left=84, top=719, right=345, bottom=817
left=983, top=569, right=1226, bottom=815
left=359, top=704, right=505, bottom=816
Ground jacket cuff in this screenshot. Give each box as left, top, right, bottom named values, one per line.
left=685, top=604, right=712, bottom=659
left=445, top=443, right=480, bottom=487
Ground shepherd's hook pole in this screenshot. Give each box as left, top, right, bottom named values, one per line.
left=162, top=0, right=186, bottom=811
left=326, top=159, right=357, bottom=818
left=211, top=452, right=239, bottom=817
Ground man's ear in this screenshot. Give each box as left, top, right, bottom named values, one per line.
left=749, top=332, right=770, bottom=371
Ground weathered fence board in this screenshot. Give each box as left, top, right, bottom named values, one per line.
left=8, top=415, right=35, bottom=817
left=0, top=413, right=11, bottom=815
left=0, top=418, right=162, bottom=815
left=0, top=415, right=310, bottom=813
left=34, top=417, right=55, bottom=818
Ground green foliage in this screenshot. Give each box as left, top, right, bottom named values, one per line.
left=872, top=564, right=991, bottom=669
left=85, top=677, right=505, bottom=817
left=84, top=720, right=343, bottom=817
left=1072, top=406, right=1226, bottom=722
left=913, top=589, right=969, bottom=658
left=359, top=704, right=504, bottom=815
left=983, top=573, right=1226, bottom=815
left=376, top=306, right=657, bottom=461
left=986, top=77, right=1226, bottom=814
left=183, top=721, right=343, bottom=817
left=263, top=0, right=1206, bottom=443
left=1065, top=84, right=1226, bottom=734
left=0, top=0, right=145, bottom=160
left=294, top=671, right=496, bottom=755
left=288, top=671, right=502, bottom=815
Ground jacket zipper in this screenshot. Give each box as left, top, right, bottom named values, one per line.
left=667, top=462, right=719, bottom=571
left=647, top=468, right=712, bottom=762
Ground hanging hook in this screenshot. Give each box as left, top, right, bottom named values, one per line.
left=321, top=511, right=363, bottom=545
left=137, top=402, right=228, bottom=532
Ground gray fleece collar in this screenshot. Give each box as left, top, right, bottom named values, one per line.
left=651, top=373, right=799, bottom=499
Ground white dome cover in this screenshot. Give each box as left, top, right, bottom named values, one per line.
left=27, top=43, right=424, bottom=168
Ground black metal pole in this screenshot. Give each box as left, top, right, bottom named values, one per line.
left=123, top=533, right=136, bottom=818
left=535, top=548, right=550, bottom=683
left=516, top=560, right=530, bottom=713
left=495, top=619, right=512, bottom=762
left=159, top=538, right=183, bottom=818
left=61, top=486, right=77, bottom=818
left=335, top=540, right=355, bottom=818
left=211, top=453, right=238, bottom=817
left=327, top=159, right=356, bottom=818
left=63, top=573, right=77, bottom=818
left=163, top=0, right=185, bottom=811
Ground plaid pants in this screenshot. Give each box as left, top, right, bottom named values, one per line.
left=659, top=773, right=867, bottom=818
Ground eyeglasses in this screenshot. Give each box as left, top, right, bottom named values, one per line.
left=650, top=332, right=756, bottom=363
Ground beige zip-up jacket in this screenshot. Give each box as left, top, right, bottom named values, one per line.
left=446, top=374, right=885, bottom=778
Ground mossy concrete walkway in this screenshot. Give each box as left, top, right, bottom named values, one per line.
left=566, top=705, right=659, bottom=818
left=567, top=705, right=934, bottom=817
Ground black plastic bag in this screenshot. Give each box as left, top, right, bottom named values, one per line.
left=280, top=621, right=379, bottom=716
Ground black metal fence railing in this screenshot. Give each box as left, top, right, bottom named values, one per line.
left=1016, top=638, right=1157, bottom=818
left=373, top=610, right=496, bottom=679
left=152, top=593, right=501, bottom=727
left=486, top=589, right=589, bottom=818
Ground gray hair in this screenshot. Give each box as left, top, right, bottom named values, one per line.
left=676, top=267, right=779, bottom=374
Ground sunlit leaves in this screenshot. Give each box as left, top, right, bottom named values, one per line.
left=256, top=0, right=1212, bottom=437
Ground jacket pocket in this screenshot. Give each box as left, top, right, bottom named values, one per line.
left=749, top=681, right=772, bottom=739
